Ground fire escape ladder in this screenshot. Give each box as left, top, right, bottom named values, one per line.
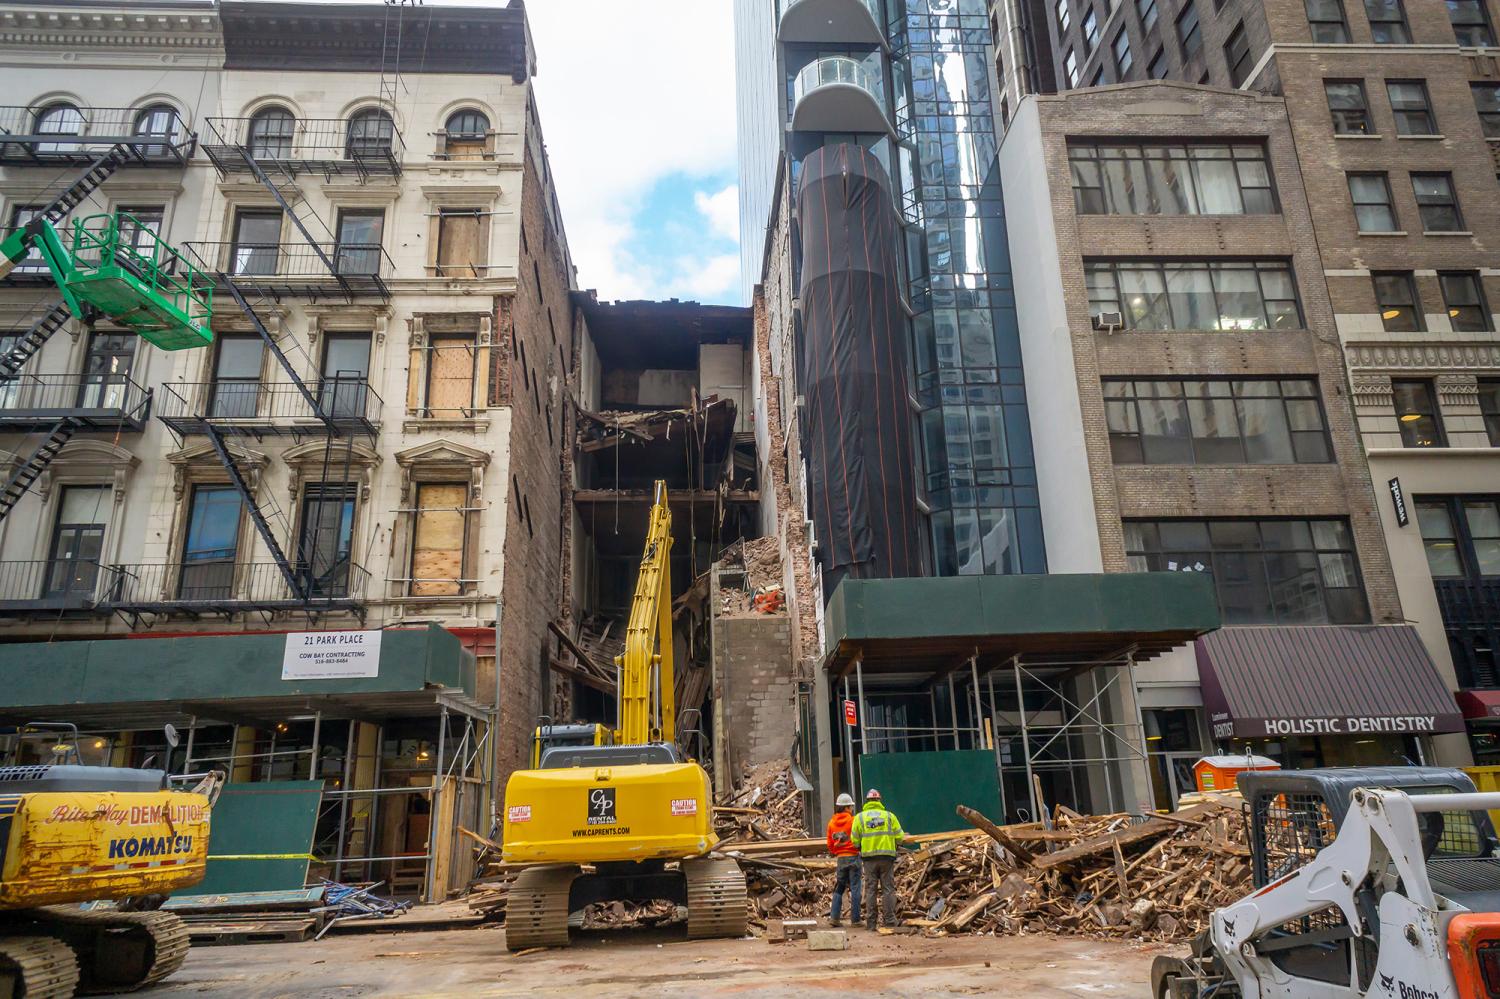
left=39, top=144, right=139, bottom=226
left=0, top=302, right=74, bottom=379
left=0, top=417, right=79, bottom=521
left=202, top=424, right=304, bottom=599
left=232, top=151, right=354, bottom=298
left=220, top=277, right=338, bottom=435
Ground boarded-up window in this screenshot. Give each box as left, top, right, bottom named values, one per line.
left=435, top=209, right=485, bottom=277
left=424, top=334, right=476, bottom=417
left=410, top=483, right=467, bottom=596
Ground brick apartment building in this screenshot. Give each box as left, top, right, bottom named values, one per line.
left=991, top=0, right=1500, bottom=767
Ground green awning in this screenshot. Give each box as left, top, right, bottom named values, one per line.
left=0, top=624, right=480, bottom=728
left=823, top=573, right=1220, bottom=680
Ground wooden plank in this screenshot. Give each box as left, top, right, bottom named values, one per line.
left=429, top=776, right=457, bottom=901
left=1031, top=805, right=1217, bottom=871
left=956, top=804, right=1036, bottom=864
left=437, top=212, right=485, bottom=276
left=426, top=336, right=476, bottom=417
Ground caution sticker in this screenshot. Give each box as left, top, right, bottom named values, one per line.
left=508, top=804, right=532, bottom=824
left=670, top=798, right=698, bottom=817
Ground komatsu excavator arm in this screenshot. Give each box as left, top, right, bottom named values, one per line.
left=616, top=480, right=676, bottom=748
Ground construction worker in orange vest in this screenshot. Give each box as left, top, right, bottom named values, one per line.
left=825, top=792, right=860, bottom=926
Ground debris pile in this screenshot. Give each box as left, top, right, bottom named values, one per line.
left=581, top=900, right=682, bottom=930
left=715, top=537, right=786, bottom=618
left=741, top=799, right=1251, bottom=942
left=715, top=761, right=807, bottom=842
left=314, top=880, right=412, bottom=939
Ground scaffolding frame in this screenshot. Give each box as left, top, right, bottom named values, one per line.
left=838, top=647, right=1152, bottom=822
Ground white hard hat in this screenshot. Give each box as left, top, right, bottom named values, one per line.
left=835, top=793, right=855, bottom=807
left=865, top=788, right=882, bottom=801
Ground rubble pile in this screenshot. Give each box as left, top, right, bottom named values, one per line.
left=581, top=900, right=681, bottom=930
left=715, top=538, right=786, bottom=618
left=739, top=799, right=1252, bottom=942
left=715, top=761, right=808, bottom=841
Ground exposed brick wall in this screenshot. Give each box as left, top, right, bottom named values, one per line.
left=714, top=615, right=796, bottom=773
left=495, top=122, right=574, bottom=791
left=753, top=168, right=821, bottom=665
left=1031, top=83, right=1401, bottom=623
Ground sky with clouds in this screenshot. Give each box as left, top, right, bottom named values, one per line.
left=269, top=0, right=744, bottom=305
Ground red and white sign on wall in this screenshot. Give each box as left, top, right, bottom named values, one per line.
left=843, top=700, right=857, bottom=726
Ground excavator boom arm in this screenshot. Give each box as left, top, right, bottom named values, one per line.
left=617, top=480, right=676, bottom=747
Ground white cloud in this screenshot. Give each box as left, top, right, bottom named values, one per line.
left=524, top=1, right=742, bottom=303
left=694, top=184, right=740, bottom=244
left=671, top=253, right=742, bottom=301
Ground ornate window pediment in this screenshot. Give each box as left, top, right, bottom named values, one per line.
left=166, top=439, right=268, bottom=498
left=21, top=439, right=140, bottom=505
left=282, top=439, right=382, bottom=501
left=395, top=438, right=489, bottom=500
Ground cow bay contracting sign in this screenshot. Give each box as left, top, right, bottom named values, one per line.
left=1212, top=710, right=1439, bottom=740
left=282, top=630, right=382, bottom=680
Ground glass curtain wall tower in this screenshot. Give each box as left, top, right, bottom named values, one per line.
left=737, top=0, right=1044, bottom=579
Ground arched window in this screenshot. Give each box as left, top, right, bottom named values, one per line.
left=133, top=104, right=181, bottom=156
left=442, top=110, right=490, bottom=161
left=345, top=109, right=394, bottom=160
left=247, top=106, right=294, bottom=159
left=33, top=102, right=83, bottom=154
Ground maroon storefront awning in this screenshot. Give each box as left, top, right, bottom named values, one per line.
left=1196, top=625, right=1464, bottom=741
left=1458, top=690, right=1500, bottom=721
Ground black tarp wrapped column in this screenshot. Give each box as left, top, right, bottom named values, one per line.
left=797, top=144, right=922, bottom=594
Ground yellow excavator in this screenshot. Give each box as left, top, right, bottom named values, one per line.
left=0, top=723, right=219, bottom=997
left=502, top=481, right=747, bottom=949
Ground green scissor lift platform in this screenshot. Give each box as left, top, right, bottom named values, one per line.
left=0, top=211, right=213, bottom=350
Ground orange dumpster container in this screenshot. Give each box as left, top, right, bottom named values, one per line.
left=1193, top=754, right=1278, bottom=793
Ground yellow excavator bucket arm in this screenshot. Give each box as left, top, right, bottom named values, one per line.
left=616, top=480, right=676, bottom=747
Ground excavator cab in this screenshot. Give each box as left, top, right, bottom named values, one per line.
left=529, top=720, right=613, bottom=769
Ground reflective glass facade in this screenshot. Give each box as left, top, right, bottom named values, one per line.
left=737, top=0, right=1045, bottom=576
left=889, top=0, right=1045, bottom=574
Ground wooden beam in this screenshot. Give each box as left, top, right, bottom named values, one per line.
left=548, top=657, right=615, bottom=694
left=547, top=619, right=608, bottom=680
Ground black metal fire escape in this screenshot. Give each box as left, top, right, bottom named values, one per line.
left=0, top=144, right=155, bottom=521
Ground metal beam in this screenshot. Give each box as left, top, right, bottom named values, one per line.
left=202, top=424, right=303, bottom=597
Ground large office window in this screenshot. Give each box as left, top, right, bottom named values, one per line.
left=1364, top=0, right=1411, bottom=42
left=1069, top=142, right=1275, bottom=215
left=1065, top=49, right=1080, bottom=86
left=1448, top=0, right=1497, bottom=45
left=1138, top=0, right=1158, bottom=31
left=320, top=333, right=371, bottom=418
left=1347, top=173, right=1398, bottom=232
left=1113, top=30, right=1133, bottom=76
left=1085, top=260, right=1302, bottom=331
left=298, top=484, right=355, bottom=597
left=1440, top=272, right=1491, bottom=332
left=1480, top=379, right=1500, bottom=447
left=1104, top=377, right=1332, bottom=465
left=1387, top=80, right=1436, bottom=135
left=77, top=330, right=134, bottom=410
left=44, top=486, right=108, bottom=599
left=1372, top=272, right=1424, bottom=331
left=1083, top=7, right=1100, bottom=51
left=1325, top=80, right=1371, bottom=134
left=1306, top=0, right=1351, bottom=40
left=210, top=335, right=264, bottom=418
left=1057, top=0, right=1071, bottom=32
left=1474, top=84, right=1500, bottom=138
left=180, top=485, right=242, bottom=600
left=345, top=109, right=395, bottom=159
left=1124, top=518, right=1369, bottom=624
left=1393, top=379, right=1445, bottom=447
left=116, top=206, right=164, bottom=253
left=33, top=102, right=83, bottom=154
left=1148, top=47, right=1169, bottom=78
left=1225, top=24, right=1253, bottom=86
left=1176, top=1, right=1202, bottom=58
left=1417, top=498, right=1500, bottom=579
left=1412, top=173, right=1463, bottom=232
left=230, top=210, right=281, bottom=276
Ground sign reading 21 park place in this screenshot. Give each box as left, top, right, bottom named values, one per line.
left=282, top=630, right=383, bottom=680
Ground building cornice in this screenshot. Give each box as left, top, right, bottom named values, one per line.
left=1345, top=341, right=1500, bottom=372
left=0, top=8, right=222, bottom=53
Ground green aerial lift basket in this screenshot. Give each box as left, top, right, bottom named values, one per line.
left=58, top=213, right=214, bottom=350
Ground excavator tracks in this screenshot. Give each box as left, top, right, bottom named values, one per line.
left=0, top=935, right=79, bottom=999
left=683, top=856, right=749, bottom=940
left=20, top=906, right=191, bottom=993
left=505, top=865, right=579, bottom=951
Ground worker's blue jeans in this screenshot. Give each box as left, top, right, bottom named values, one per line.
left=830, top=855, right=861, bottom=922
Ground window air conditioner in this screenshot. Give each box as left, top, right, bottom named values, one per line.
left=1092, top=311, right=1124, bottom=333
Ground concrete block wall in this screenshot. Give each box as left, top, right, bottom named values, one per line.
left=713, top=614, right=796, bottom=775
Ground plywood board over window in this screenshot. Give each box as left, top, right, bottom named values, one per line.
left=435, top=209, right=487, bottom=277
left=410, top=483, right=467, bottom=596
left=426, top=335, right=477, bottom=417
